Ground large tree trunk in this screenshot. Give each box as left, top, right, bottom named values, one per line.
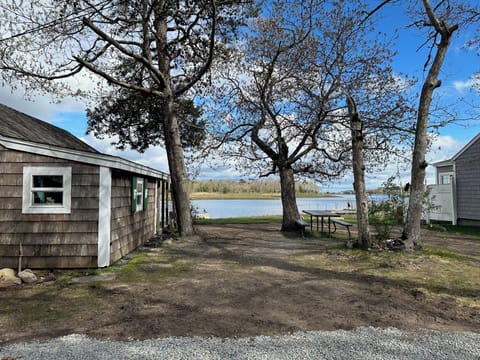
left=348, top=96, right=370, bottom=249
left=279, top=166, right=301, bottom=231
left=402, top=0, right=458, bottom=250
left=155, top=6, right=194, bottom=236
left=162, top=96, right=194, bottom=236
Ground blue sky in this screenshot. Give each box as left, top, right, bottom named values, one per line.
left=0, top=1, right=478, bottom=193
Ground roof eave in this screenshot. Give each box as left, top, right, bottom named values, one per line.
left=431, top=159, right=454, bottom=167
left=452, top=133, right=480, bottom=162
left=0, top=135, right=169, bottom=180
left=430, top=133, right=480, bottom=168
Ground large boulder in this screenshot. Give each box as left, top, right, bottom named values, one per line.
left=0, top=268, right=22, bottom=287
left=18, top=269, right=38, bottom=283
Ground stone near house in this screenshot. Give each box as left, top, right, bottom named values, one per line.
left=18, top=269, right=38, bottom=283
left=0, top=268, right=22, bottom=286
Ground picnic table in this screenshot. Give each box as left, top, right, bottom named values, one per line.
left=302, top=210, right=341, bottom=235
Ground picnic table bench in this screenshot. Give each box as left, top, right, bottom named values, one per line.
left=331, top=218, right=353, bottom=240
left=295, top=218, right=309, bottom=235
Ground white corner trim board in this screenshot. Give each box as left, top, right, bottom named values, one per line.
left=98, top=167, right=112, bottom=268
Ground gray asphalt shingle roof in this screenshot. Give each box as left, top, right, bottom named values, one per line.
left=0, top=103, right=97, bottom=153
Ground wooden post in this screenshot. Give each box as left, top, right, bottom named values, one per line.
left=18, top=242, right=23, bottom=273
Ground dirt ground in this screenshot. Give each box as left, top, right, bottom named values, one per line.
left=1, top=223, right=479, bottom=345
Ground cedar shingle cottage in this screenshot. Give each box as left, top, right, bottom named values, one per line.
left=0, top=103, right=171, bottom=268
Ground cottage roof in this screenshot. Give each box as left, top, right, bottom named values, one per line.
left=432, top=133, right=480, bottom=167
left=0, top=103, right=168, bottom=180
left=0, top=103, right=98, bottom=153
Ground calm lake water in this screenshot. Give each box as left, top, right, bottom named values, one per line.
left=192, top=194, right=385, bottom=219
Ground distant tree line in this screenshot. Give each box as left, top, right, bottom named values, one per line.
left=189, top=179, right=320, bottom=194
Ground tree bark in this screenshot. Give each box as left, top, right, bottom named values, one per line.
left=155, top=4, right=194, bottom=236
left=348, top=96, right=370, bottom=249
left=402, top=0, right=458, bottom=250
left=279, top=166, right=301, bottom=231
left=162, top=96, right=194, bottom=236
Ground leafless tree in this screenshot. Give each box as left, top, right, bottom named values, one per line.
left=207, top=0, right=414, bottom=231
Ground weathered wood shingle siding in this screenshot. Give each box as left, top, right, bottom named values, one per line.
left=455, top=139, right=480, bottom=224
left=0, top=148, right=99, bottom=268
left=110, top=171, right=156, bottom=264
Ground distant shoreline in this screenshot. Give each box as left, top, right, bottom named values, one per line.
left=189, top=192, right=340, bottom=200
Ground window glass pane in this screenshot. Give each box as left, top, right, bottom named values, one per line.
left=441, top=175, right=451, bottom=184
left=33, top=191, right=63, bottom=204
left=135, top=179, right=144, bottom=209
left=33, top=175, right=63, bottom=188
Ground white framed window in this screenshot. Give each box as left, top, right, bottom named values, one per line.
left=132, top=176, right=148, bottom=212
left=136, top=177, right=144, bottom=210
left=22, top=166, right=72, bottom=214
left=440, top=174, right=452, bottom=185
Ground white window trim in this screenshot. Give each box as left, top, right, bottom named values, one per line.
left=439, top=172, right=453, bottom=185
left=22, top=166, right=72, bottom=214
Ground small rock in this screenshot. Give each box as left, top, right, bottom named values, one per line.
left=162, top=239, right=174, bottom=246
left=18, top=269, right=38, bottom=283
left=0, top=268, right=22, bottom=285
left=345, top=240, right=354, bottom=249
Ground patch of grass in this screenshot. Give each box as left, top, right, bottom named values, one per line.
left=195, top=215, right=283, bottom=225
left=103, top=249, right=192, bottom=283
left=125, top=252, right=150, bottom=265
left=54, top=269, right=99, bottom=286
left=2, top=284, right=110, bottom=327
left=425, top=222, right=480, bottom=237
left=423, top=245, right=470, bottom=261
left=293, top=245, right=480, bottom=304
left=117, top=259, right=192, bottom=283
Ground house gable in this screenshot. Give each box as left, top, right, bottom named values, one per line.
left=0, top=103, right=97, bottom=153
left=452, top=133, right=480, bottom=162
left=454, top=134, right=480, bottom=223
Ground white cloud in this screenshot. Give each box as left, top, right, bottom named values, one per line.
left=453, top=74, right=480, bottom=93
left=427, top=135, right=463, bottom=163
left=0, top=83, right=86, bottom=122
left=80, top=134, right=170, bottom=173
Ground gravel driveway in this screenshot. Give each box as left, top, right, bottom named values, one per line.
left=1, top=327, right=479, bottom=360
